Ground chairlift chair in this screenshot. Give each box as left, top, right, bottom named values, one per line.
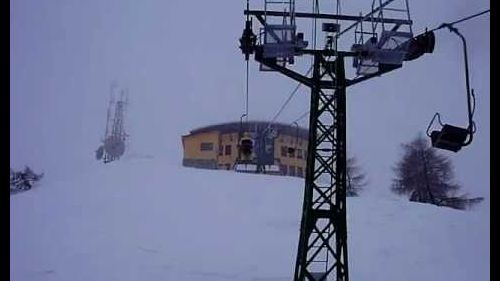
left=235, top=134, right=257, bottom=172
left=425, top=24, right=475, bottom=152
left=240, top=137, right=254, bottom=159
left=96, top=145, right=104, bottom=160
left=234, top=115, right=258, bottom=173
left=427, top=114, right=470, bottom=152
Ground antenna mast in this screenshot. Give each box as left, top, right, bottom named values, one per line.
left=97, top=83, right=129, bottom=164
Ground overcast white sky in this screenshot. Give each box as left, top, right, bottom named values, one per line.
left=10, top=0, right=489, bottom=200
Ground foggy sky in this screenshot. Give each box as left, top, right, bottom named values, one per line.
left=10, top=0, right=489, bottom=202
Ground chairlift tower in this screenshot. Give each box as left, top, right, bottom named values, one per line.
left=96, top=85, right=129, bottom=164
left=240, top=0, right=436, bottom=280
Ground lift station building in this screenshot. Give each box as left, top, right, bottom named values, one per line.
left=182, top=121, right=309, bottom=177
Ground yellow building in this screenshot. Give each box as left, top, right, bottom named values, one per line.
left=182, top=121, right=309, bottom=177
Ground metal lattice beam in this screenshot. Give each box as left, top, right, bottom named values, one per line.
left=244, top=10, right=412, bottom=25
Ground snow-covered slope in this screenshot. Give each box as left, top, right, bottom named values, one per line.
left=10, top=158, right=489, bottom=281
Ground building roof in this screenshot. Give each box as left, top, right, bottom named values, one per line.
left=188, top=120, right=309, bottom=139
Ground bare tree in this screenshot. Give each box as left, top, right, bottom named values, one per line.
left=391, top=134, right=483, bottom=210
left=347, top=156, right=367, bottom=197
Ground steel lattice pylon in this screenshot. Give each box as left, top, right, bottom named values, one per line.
left=251, top=47, right=399, bottom=281
left=293, top=54, right=348, bottom=281
left=239, top=0, right=428, bottom=280
left=252, top=47, right=353, bottom=281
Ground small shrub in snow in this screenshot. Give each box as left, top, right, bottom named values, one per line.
left=10, top=166, right=44, bottom=193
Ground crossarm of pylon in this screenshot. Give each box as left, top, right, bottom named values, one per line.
left=256, top=57, right=313, bottom=86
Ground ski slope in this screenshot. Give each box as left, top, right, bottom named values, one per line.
left=10, top=157, right=489, bottom=281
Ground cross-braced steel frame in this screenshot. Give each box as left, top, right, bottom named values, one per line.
left=293, top=53, right=348, bottom=281
left=254, top=45, right=400, bottom=280
left=255, top=47, right=351, bottom=281
left=245, top=3, right=412, bottom=279
left=279, top=51, right=349, bottom=281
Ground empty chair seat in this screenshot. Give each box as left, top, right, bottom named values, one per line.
left=430, top=124, right=469, bottom=152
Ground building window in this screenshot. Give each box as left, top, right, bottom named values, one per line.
left=280, top=165, right=288, bottom=175
left=225, top=145, right=232, bottom=155
left=297, top=167, right=303, bottom=177
left=297, top=149, right=303, bottom=159
left=288, top=147, right=295, bottom=158
left=200, top=142, right=213, bottom=151
left=281, top=146, right=287, bottom=157
left=289, top=165, right=296, bottom=176
left=218, top=145, right=223, bottom=155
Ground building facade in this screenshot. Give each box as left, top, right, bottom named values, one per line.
left=182, top=121, right=309, bottom=177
